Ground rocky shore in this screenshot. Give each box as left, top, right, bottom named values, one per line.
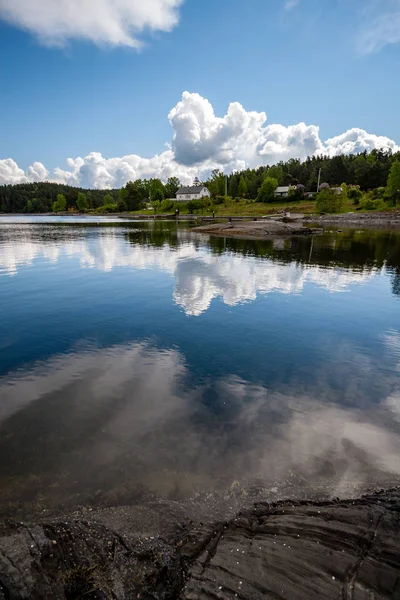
left=191, top=219, right=319, bottom=240
left=0, top=488, right=399, bottom=599
left=305, top=210, right=400, bottom=228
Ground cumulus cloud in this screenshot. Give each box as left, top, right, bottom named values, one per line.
left=0, top=92, right=399, bottom=188
left=357, top=0, right=400, bottom=54
left=0, top=159, right=29, bottom=185
left=323, top=128, right=400, bottom=157
left=0, top=0, right=183, bottom=47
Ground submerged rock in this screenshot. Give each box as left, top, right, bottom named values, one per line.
left=0, top=489, right=399, bottom=599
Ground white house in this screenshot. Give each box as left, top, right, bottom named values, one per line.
left=274, top=186, right=291, bottom=198
left=175, top=186, right=211, bottom=201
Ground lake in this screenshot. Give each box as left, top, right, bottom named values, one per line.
left=1, top=216, right=400, bottom=518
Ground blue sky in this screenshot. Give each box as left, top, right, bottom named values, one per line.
left=0, top=0, right=399, bottom=188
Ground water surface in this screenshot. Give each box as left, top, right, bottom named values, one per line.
left=1, top=217, right=400, bottom=517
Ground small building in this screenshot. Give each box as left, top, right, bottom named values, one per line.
left=274, top=186, right=291, bottom=198
left=175, top=186, right=211, bottom=201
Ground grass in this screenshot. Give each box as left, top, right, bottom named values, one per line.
left=126, top=199, right=319, bottom=217
left=211, top=199, right=317, bottom=216
left=91, top=197, right=399, bottom=218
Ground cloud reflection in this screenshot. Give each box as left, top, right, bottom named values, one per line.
left=0, top=227, right=375, bottom=316
left=0, top=340, right=399, bottom=515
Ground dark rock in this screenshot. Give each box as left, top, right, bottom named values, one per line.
left=0, top=489, right=399, bottom=599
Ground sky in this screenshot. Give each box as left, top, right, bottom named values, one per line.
left=0, top=0, right=400, bottom=188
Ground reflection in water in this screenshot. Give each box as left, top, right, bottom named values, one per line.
left=0, top=223, right=394, bottom=316
left=0, top=221, right=400, bottom=517
left=0, top=338, right=399, bottom=517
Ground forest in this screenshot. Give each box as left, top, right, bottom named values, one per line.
left=1, top=149, right=400, bottom=214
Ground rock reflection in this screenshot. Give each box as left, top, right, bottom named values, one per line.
left=0, top=340, right=399, bottom=517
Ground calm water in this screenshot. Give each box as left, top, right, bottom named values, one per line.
left=1, top=216, right=400, bottom=517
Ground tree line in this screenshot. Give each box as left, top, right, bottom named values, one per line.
left=0, top=149, right=400, bottom=213
left=220, top=148, right=400, bottom=199
left=0, top=177, right=182, bottom=214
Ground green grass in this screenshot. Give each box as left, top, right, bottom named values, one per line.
left=211, top=199, right=317, bottom=216
left=126, top=199, right=319, bottom=217
left=90, top=197, right=398, bottom=218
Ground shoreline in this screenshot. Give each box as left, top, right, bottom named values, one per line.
left=304, top=210, right=400, bottom=228
left=190, top=219, right=322, bottom=240
left=1, top=487, right=398, bottom=599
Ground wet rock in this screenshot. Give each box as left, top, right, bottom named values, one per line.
left=0, top=489, right=399, bottom=599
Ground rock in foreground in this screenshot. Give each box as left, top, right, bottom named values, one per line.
left=0, top=489, right=399, bottom=599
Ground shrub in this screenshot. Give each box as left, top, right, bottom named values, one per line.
left=348, top=186, right=362, bottom=204
left=373, top=187, right=387, bottom=199
left=213, top=195, right=231, bottom=205
left=95, top=203, right=119, bottom=213
left=316, top=188, right=343, bottom=213
left=160, top=199, right=174, bottom=211
left=359, top=195, right=386, bottom=211
left=289, top=184, right=306, bottom=200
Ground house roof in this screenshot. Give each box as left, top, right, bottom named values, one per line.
left=275, top=186, right=290, bottom=193
left=176, top=186, right=208, bottom=194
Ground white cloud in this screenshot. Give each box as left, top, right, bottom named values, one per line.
left=323, top=128, right=399, bottom=157
left=0, top=0, right=183, bottom=47
left=284, top=0, right=299, bottom=11
left=169, top=92, right=267, bottom=168
left=358, top=0, right=400, bottom=54
left=0, top=92, right=398, bottom=188
left=0, top=158, right=29, bottom=184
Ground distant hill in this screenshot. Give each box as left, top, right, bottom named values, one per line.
left=0, top=182, right=119, bottom=213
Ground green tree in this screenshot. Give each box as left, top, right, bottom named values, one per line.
left=387, top=161, right=400, bottom=205
left=256, top=177, right=278, bottom=203
left=316, top=188, right=343, bottom=213
left=267, top=165, right=283, bottom=184
left=150, top=179, right=165, bottom=203
left=77, top=192, right=88, bottom=211
left=52, top=193, right=67, bottom=212
left=120, top=181, right=144, bottom=211
left=208, top=170, right=225, bottom=197
left=237, top=176, right=248, bottom=197
left=117, top=198, right=128, bottom=212
left=119, top=187, right=130, bottom=208
left=103, top=194, right=113, bottom=205
left=352, top=155, right=373, bottom=189
left=339, top=182, right=348, bottom=204
left=228, top=174, right=239, bottom=198
left=164, top=177, right=180, bottom=199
